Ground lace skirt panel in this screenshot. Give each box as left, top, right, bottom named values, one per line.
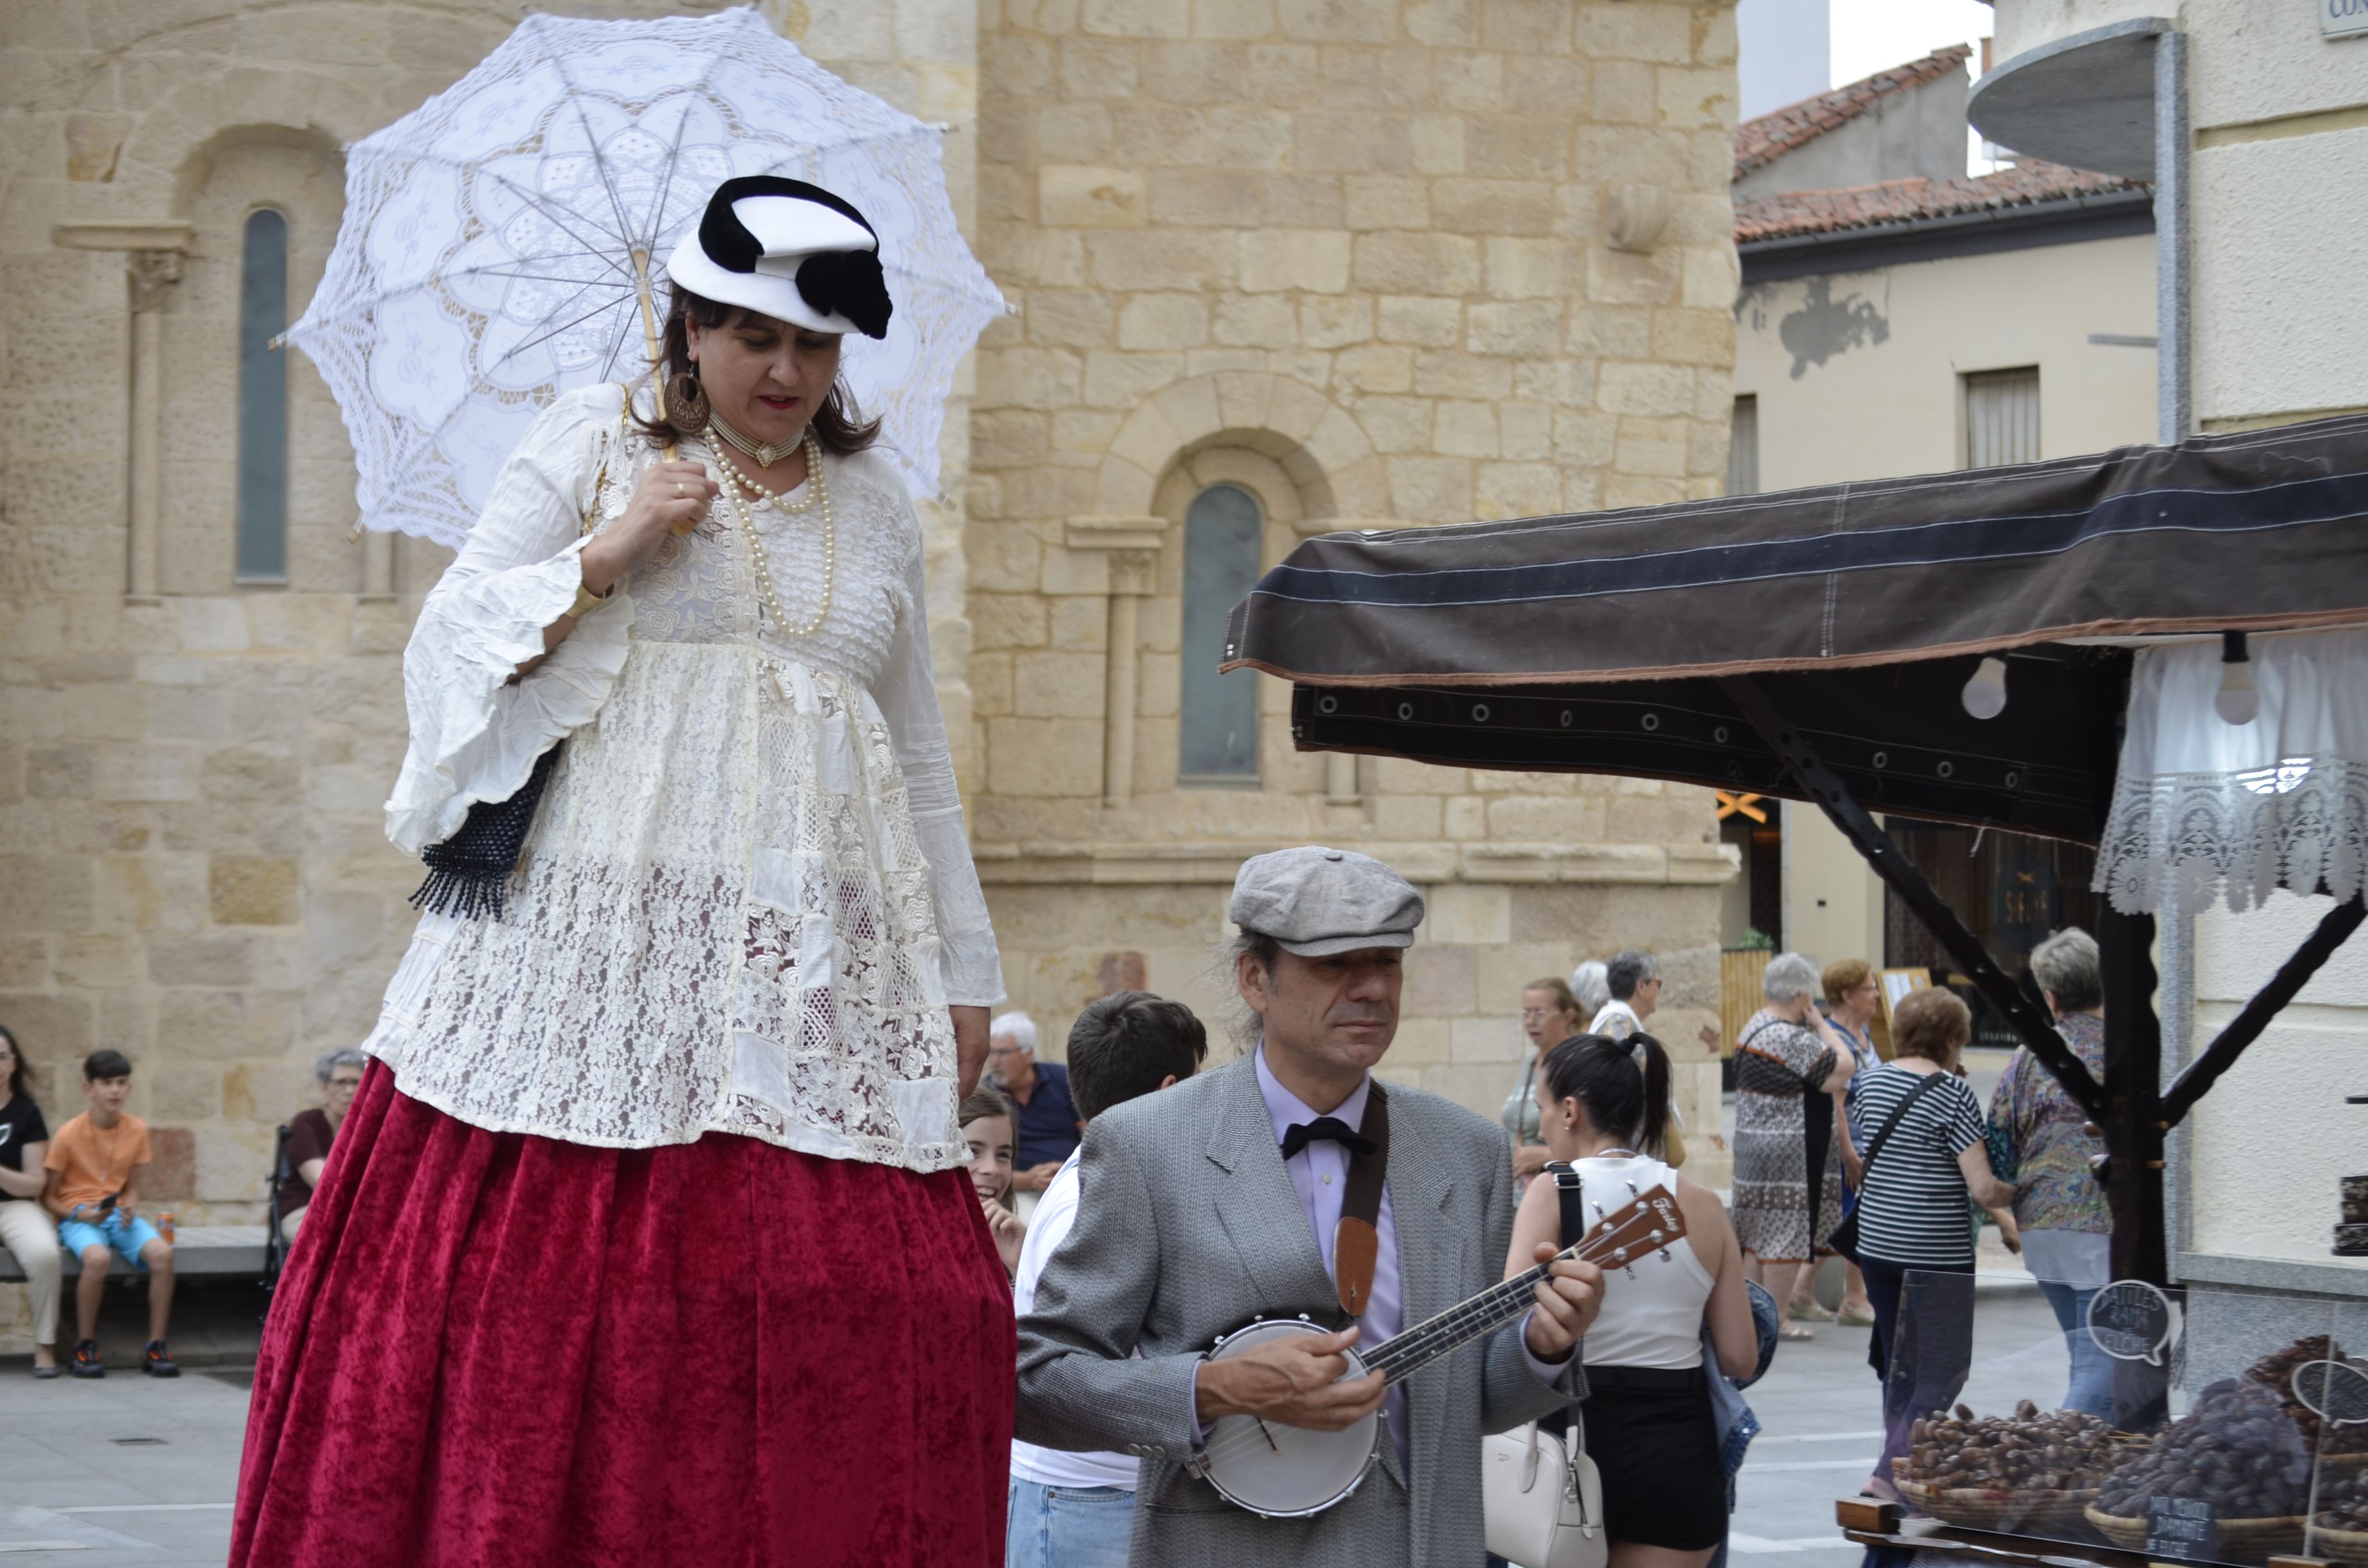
left=365, top=641, right=963, bottom=1172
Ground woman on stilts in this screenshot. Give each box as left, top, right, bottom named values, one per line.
left=230, top=177, right=1014, bottom=1567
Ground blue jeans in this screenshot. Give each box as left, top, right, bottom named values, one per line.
left=2035, top=1279, right=2116, bottom=1419
left=1006, top=1478, right=1134, bottom=1568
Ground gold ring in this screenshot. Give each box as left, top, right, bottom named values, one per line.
left=674, top=484, right=684, bottom=497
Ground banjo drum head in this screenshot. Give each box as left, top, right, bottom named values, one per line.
left=1201, top=1318, right=1380, bottom=1517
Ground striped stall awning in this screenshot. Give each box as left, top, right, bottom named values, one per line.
left=1224, top=416, right=2368, bottom=844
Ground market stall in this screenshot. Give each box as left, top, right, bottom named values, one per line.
left=1224, top=414, right=2368, bottom=1566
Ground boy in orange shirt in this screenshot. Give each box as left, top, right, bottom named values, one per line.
left=43, top=1050, right=177, bottom=1378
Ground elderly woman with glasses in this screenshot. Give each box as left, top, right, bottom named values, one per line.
left=277, top=1049, right=366, bottom=1246
left=1731, top=952, right=1856, bottom=1342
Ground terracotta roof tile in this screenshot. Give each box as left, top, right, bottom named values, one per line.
left=1733, top=161, right=2151, bottom=245
left=1733, top=45, right=1975, bottom=179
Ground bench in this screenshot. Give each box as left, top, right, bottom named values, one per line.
left=0, top=1224, right=268, bottom=1281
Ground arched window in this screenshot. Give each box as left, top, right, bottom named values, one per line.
left=1178, top=482, right=1263, bottom=783
left=235, top=209, right=289, bottom=583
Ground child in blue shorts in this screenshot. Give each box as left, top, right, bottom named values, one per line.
left=43, top=1050, right=176, bottom=1378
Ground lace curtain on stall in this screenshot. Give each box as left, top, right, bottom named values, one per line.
left=2094, top=629, right=2368, bottom=914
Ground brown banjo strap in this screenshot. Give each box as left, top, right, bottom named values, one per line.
left=1333, top=1080, right=1390, bottom=1318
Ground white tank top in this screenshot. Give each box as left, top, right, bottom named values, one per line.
left=1562, top=1155, right=1714, bottom=1370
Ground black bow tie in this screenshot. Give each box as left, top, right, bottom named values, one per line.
left=1280, top=1116, right=1376, bottom=1161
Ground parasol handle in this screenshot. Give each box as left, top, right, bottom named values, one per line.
left=630, top=245, right=679, bottom=464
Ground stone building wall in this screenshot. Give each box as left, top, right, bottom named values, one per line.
left=0, top=0, right=1741, bottom=1350
left=966, top=0, right=1743, bottom=1123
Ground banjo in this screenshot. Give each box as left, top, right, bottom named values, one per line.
left=1192, top=1184, right=1687, bottom=1518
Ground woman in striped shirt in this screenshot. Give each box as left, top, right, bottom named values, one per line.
left=1842, top=986, right=2018, bottom=1497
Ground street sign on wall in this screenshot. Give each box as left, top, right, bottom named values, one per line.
left=2326, top=0, right=2368, bottom=40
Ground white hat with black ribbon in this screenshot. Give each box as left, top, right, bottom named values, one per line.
left=666, top=175, right=894, bottom=339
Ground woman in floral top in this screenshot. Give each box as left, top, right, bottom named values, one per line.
left=1989, top=927, right=2112, bottom=1417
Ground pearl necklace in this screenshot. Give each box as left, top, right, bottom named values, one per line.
left=711, top=431, right=834, bottom=639
left=707, top=434, right=821, bottom=514
left=707, top=410, right=803, bottom=469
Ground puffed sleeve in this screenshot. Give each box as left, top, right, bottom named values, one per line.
left=384, top=385, right=637, bottom=856
left=871, top=505, right=1007, bottom=1009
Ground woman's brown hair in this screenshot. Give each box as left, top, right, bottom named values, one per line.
left=631, top=286, right=881, bottom=457
left=1889, top=986, right=1971, bottom=1063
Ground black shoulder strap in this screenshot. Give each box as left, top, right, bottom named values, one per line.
left=1548, top=1161, right=1586, bottom=1248
left=1857, top=1071, right=1951, bottom=1179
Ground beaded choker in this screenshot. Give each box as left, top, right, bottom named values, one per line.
left=706, top=411, right=802, bottom=468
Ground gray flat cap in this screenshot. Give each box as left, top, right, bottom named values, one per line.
left=1229, top=846, right=1425, bottom=958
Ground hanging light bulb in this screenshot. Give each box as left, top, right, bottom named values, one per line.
left=2216, top=630, right=2259, bottom=726
left=1961, top=656, right=2009, bottom=719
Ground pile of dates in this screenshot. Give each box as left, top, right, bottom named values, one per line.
left=2244, top=1335, right=2368, bottom=1456
left=2317, top=1464, right=2368, bottom=1530
left=1904, top=1401, right=2123, bottom=1491
left=2096, top=1380, right=2314, bottom=1520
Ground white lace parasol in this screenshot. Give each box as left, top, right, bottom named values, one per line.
left=288, top=6, right=1004, bottom=548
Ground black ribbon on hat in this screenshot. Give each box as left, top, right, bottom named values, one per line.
left=697, top=174, right=893, bottom=339
left=1280, top=1116, right=1377, bottom=1161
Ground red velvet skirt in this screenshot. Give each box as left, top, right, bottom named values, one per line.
left=231, top=1064, right=1014, bottom=1567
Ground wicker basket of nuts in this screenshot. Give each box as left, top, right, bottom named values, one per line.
left=2085, top=1379, right=2314, bottom=1560
left=1893, top=1401, right=2131, bottom=1535
left=2311, top=1461, right=2368, bottom=1566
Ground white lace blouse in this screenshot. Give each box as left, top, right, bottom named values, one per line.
left=366, top=383, right=1003, bottom=1169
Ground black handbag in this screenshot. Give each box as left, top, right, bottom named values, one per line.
left=1826, top=1071, right=1949, bottom=1264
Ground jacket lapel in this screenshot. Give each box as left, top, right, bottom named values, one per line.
left=1382, top=1097, right=1465, bottom=1505
left=1204, top=1056, right=1338, bottom=1320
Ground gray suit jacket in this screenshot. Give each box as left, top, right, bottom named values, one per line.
left=1014, top=1054, right=1581, bottom=1567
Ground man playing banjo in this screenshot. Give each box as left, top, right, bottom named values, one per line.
left=1015, top=847, right=1604, bottom=1565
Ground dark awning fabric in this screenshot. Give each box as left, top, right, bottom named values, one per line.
left=1222, top=416, right=2368, bottom=844
left=1223, top=414, right=2368, bottom=689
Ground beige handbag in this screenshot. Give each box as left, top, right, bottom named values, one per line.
left=1481, top=1410, right=1606, bottom=1568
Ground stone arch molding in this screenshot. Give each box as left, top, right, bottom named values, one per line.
left=1092, top=372, right=1390, bottom=525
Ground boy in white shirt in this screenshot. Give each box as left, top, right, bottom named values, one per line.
left=1007, top=992, right=1208, bottom=1568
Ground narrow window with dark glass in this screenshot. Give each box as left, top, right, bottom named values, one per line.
left=1178, top=482, right=1263, bottom=783
left=236, top=209, right=290, bottom=582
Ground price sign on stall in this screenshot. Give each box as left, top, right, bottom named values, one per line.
left=2146, top=1496, right=2218, bottom=1562
left=2292, top=1358, right=2368, bottom=1426
left=2087, top=1280, right=2180, bottom=1366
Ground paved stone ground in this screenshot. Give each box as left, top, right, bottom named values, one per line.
left=0, top=1366, right=249, bottom=1564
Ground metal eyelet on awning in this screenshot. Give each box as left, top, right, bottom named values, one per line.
left=1471, top=703, right=1490, bottom=723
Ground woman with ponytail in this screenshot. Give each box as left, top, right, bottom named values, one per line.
left=1506, top=1034, right=1759, bottom=1568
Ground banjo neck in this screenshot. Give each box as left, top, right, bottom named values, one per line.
left=1361, top=1184, right=1686, bottom=1387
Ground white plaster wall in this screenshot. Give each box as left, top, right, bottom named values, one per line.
left=1990, top=0, right=2173, bottom=66
left=1732, top=233, right=2158, bottom=489
left=2187, top=0, right=2368, bottom=130
left=2185, top=890, right=2368, bottom=1273
left=2192, top=124, right=2368, bottom=423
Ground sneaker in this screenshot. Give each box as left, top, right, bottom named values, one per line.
left=143, top=1341, right=179, bottom=1378
left=71, top=1340, right=104, bottom=1378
